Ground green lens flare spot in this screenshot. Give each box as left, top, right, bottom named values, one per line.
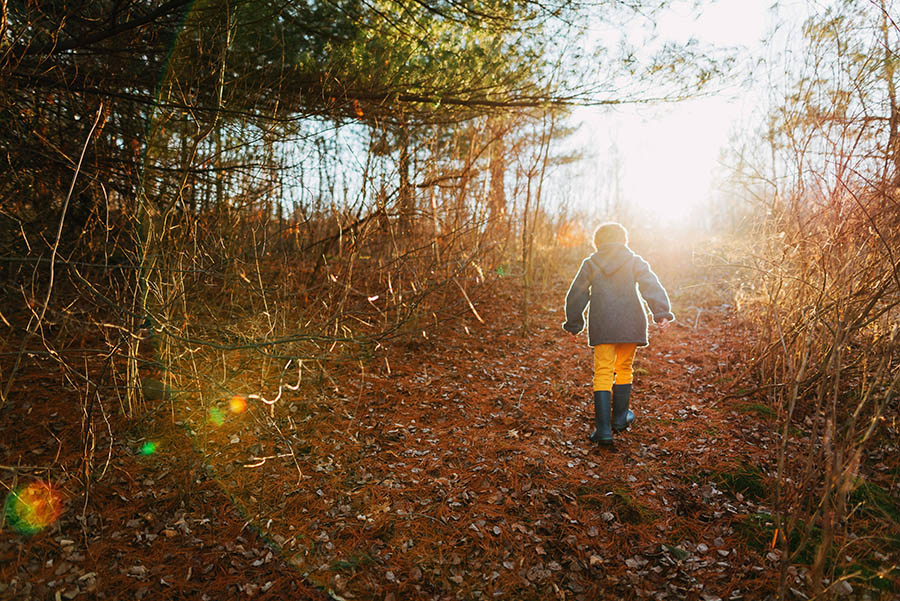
left=209, top=406, right=225, bottom=426
left=496, top=265, right=507, bottom=276
left=139, top=441, right=159, bottom=456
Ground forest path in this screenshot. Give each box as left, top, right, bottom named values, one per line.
left=308, top=277, right=778, bottom=600
left=0, top=278, right=779, bottom=601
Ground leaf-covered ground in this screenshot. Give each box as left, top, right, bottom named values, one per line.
left=1, top=277, right=793, bottom=600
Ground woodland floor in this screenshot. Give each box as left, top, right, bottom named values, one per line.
left=0, top=275, right=798, bottom=601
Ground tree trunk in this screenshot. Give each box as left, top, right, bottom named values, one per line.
left=397, top=118, right=412, bottom=231
left=487, top=117, right=507, bottom=231
left=882, top=2, right=900, bottom=190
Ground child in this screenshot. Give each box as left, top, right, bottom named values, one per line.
left=562, top=223, right=674, bottom=445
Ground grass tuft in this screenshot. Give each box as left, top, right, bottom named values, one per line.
left=849, top=479, right=900, bottom=523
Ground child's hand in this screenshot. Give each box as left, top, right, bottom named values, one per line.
left=562, top=322, right=582, bottom=336
left=655, top=318, right=671, bottom=329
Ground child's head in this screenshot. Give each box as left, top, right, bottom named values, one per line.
left=593, top=222, right=628, bottom=249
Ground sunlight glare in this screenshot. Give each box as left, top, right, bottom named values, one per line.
left=572, top=1, right=769, bottom=225
left=623, top=97, right=738, bottom=223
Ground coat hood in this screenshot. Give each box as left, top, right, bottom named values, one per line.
left=589, top=243, right=634, bottom=275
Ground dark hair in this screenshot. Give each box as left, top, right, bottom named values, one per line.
left=593, top=222, right=628, bottom=249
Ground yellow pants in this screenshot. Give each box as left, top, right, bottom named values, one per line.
left=593, top=343, right=638, bottom=391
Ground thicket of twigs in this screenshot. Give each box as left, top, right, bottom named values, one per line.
left=0, top=0, right=601, bottom=500
left=3, top=0, right=718, bottom=424
left=728, top=3, right=900, bottom=596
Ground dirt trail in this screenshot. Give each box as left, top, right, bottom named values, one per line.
left=0, top=278, right=778, bottom=600
left=304, top=279, right=776, bottom=600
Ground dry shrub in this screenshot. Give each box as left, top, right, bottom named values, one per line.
left=739, top=184, right=900, bottom=596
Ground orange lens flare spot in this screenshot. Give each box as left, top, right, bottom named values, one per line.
left=229, top=396, right=247, bottom=414
left=4, top=482, right=63, bottom=535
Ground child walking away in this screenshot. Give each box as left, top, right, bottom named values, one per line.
left=562, top=223, right=674, bottom=445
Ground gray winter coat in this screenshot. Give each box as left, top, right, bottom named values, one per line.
left=563, top=243, right=674, bottom=347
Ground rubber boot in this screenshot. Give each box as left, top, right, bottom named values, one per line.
left=611, top=383, right=634, bottom=432
left=589, top=390, right=613, bottom=445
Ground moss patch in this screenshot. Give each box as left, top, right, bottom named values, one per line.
left=735, top=512, right=775, bottom=552
left=330, top=554, right=374, bottom=572
left=575, top=486, right=658, bottom=524
left=712, top=463, right=768, bottom=502
left=735, top=402, right=776, bottom=419
left=611, top=488, right=658, bottom=524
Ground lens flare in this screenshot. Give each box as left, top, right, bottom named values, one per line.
left=229, top=395, right=247, bottom=414
left=209, top=406, right=225, bottom=426
left=4, top=481, right=63, bottom=535
left=139, top=441, right=159, bottom=456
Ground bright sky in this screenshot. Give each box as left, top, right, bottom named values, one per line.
left=568, top=1, right=777, bottom=226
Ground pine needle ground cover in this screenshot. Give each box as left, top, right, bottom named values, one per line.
left=0, top=276, right=841, bottom=600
